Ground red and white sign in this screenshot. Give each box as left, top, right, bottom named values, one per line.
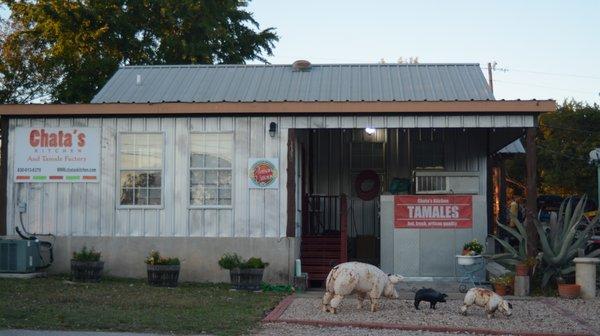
left=394, top=195, right=472, bottom=229
left=13, top=127, right=101, bottom=183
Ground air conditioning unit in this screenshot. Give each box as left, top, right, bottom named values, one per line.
left=414, top=171, right=479, bottom=194
left=0, top=239, right=42, bottom=273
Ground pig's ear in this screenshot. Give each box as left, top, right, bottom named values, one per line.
left=388, top=274, right=404, bottom=283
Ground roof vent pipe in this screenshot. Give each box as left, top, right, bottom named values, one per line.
left=292, top=60, right=311, bottom=71
left=136, top=74, right=142, bottom=86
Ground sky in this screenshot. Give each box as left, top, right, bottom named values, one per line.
left=247, top=0, right=600, bottom=104
left=1, top=1, right=599, bottom=104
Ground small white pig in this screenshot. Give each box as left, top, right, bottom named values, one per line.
left=321, top=261, right=404, bottom=313
left=460, top=287, right=513, bottom=319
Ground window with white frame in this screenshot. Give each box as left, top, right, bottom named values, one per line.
left=190, top=133, right=233, bottom=207
left=119, top=133, right=163, bottom=206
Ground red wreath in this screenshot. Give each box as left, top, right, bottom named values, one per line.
left=354, top=170, right=381, bottom=201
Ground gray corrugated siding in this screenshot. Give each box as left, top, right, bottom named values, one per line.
left=92, top=63, right=494, bottom=103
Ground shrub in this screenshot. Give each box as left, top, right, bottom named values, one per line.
left=218, top=253, right=243, bottom=270
left=490, top=274, right=514, bottom=286
left=145, top=250, right=180, bottom=265
left=218, top=253, right=269, bottom=270
left=243, top=257, right=269, bottom=269
left=72, top=246, right=101, bottom=262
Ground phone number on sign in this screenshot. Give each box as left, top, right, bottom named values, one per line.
left=17, top=167, right=41, bottom=173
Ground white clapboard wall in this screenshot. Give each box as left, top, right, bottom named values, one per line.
left=5, top=114, right=528, bottom=238
left=6, top=117, right=289, bottom=238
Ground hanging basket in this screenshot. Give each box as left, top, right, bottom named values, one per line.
left=230, top=268, right=264, bottom=291
left=71, top=260, right=104, bottom=282
left=147, top=264, right=180, bottom=287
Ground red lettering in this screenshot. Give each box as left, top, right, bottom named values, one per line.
left=77, top=133, right=86, bottom=147
left=29, top=130, right=40, bottom=146
left=64, top=133, right=72, bottom=147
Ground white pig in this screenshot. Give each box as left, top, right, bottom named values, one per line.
left=321, top=262, right=404, bottom=313
left=460, top=287, right=513, bottom=319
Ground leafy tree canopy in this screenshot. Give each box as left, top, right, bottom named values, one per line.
left=538, top=100, right=600, bottom=200
left=506, top=100, right=600, bottom=202
left=0, top=0, right=278, bottom=103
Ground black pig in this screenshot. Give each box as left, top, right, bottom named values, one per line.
left=414, top=288, right=447, bottom=310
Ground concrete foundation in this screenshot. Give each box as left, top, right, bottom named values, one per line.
left=43, top=236, right=297, bottom=284
left=574, top=257, right=599, bottom=299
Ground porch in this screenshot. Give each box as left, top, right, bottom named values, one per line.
left=293, top=126, right=529, bottom=286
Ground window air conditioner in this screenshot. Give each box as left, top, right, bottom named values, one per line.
left=414, top=171, right=479, bottom=195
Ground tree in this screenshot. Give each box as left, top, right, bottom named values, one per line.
left=537, top=101, right=600, bottom=201
left=505, top=100, right=600, bottom=203
left=0, top=0, right=278, bottom=103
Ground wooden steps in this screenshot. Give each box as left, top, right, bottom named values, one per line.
left=301, top=234, right=342, bottom=286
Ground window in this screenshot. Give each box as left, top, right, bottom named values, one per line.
left=119, top=133, right=163, bottom=206
left=413, top=129, right=444, bottom=169
left=190, top=133, right=233, bottom=207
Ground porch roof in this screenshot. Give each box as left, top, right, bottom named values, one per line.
left=0, top=100, right=556, bottom=117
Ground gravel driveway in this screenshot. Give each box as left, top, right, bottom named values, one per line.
left=256, top=322, right=482, bottom=336
left=278, top=297, right=590, bottom=335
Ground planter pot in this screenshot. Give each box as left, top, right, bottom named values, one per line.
left=493, top=284, right=509, bottom=296
left=558, top=284, right=580, bottom=299
left=516, top=263, right=529, bottom=276
left=71, top=260, right=104, bottom=282
left=230, top=268, right=264, bottom=291
left=147, top=264, right=180, bottom=287
left=456, top=254, right=482, bottom=266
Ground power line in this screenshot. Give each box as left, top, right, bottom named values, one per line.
left=492, top=79, right=597, bottom=95
left=484, top=66, right=600, bottom=80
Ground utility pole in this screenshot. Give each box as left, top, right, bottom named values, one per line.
left=487, top=62, right=494, bottom=93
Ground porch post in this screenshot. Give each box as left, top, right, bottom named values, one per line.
left=525, top=127, right=538, bottom=256
left=0, top=117, right=8, bottom=236
left=340, top=194, right=348, bottom=263
left=286, top=129, right=296, bottom=237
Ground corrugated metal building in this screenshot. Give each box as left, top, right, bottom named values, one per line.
left=0, top=63, right=554, bottom=284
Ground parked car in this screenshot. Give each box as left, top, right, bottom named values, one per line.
left=537, top=195, right=597, bottom=223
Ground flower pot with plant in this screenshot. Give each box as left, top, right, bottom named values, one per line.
left=557, top=282, right=580, bottom=299
left=490, top=274, right=513, bottom=296
left=145, top=250, right=180, bottom=287
left=457, top=239, right=484, bottom=265
left=218, top=253, right=269, bottom=291
left=71, top=246, right=104, bottom=282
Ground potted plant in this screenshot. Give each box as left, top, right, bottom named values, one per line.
left=218, top=253, right=269, bottom=291
left=145, top=250, right=180, bottom=287
left=557, top=277, right=580, bottom=299
left=457, top=239, right=484, bottom=265
left=490, top=274, right=513, bottom=296
left=71, top=246, right=104, bottom=282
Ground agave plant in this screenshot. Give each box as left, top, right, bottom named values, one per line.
left=488, top=215, right=532, bottom=269
left=536, top=196, right=600, bottom=288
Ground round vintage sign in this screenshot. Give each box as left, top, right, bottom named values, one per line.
left=249, top=160, right=278, bottom=187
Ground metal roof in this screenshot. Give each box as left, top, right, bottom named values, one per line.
left=92, top=63, right=495, bottom=104
left=497, top=139, right=525, bottom=154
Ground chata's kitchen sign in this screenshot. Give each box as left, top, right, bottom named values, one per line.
left=14, top=127, right=101, bottom=183
left=394, top=195, right=472, bottom=229
left=248, top=158, right=279, bottom=189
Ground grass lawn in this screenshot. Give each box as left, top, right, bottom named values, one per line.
left=0, top=275, right=286, bottom=335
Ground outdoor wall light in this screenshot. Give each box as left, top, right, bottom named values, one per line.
left=269, top=122, right=277, bottom=137
left=365, top=127, right=376, bottom=135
